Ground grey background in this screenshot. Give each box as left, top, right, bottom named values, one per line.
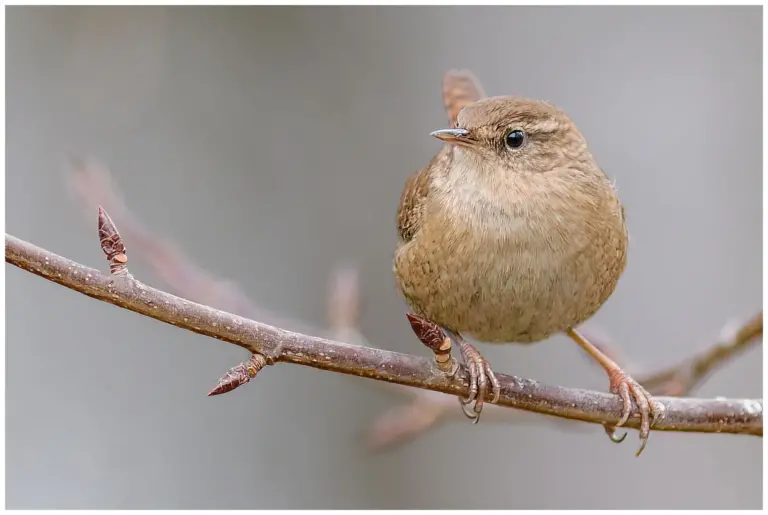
left=6, top=6, right=762, bottom=509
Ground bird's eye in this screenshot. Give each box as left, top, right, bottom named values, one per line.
left=505, top=130, right=526, bottom=149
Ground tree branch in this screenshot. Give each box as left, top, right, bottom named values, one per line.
left=6, top=232, right=763, bottom=437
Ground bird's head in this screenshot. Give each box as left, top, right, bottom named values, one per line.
left=431, top=96, right=594, bottom=177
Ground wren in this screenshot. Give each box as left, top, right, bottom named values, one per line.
left=394, top=70, right=659, bottom=455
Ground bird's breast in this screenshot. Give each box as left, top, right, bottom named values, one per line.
left=394, top=175, right=627, bottom=343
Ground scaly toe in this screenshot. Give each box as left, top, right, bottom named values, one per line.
left=616, top=381, right=632, bottom=427
left=485, top=362, right=501, bottom=404
left=459, top=358, right=480, bottom=421
left=464, top=359, right=479, bottom=405
left=475, top=364, right=488, bottom=413
left=628, top=381, right=655, bottom=456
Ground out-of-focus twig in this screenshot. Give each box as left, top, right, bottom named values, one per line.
left=640, top=313, right=763, bottom=396
left=579, top=316, right=762, bottom=397
left=67, top=159, right=320, bottom=335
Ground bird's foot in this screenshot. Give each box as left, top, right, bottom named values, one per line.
left=446, top=331, right=501, bottom=423
left=566, top=328, right=664, bottom=456
left=607, top=368, right=663, bottom=456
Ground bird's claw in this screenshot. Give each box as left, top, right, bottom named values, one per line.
left=608, top=369, right=661, bottom=456
left=603, top=423, right=628, bottom=443
left=455, top=338, right=501, bottom=423
left=459, top=396, right=480, bottom=423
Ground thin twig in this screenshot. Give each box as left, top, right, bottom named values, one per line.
left=6, top=233, right=762, bottom=437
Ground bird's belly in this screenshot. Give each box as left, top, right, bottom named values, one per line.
left=394, top=229, right=623, bottom=343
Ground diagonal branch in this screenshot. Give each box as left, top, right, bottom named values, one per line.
left=66, top=157, right=308, bottom=331
left=6, top=232, right=763, bottom=437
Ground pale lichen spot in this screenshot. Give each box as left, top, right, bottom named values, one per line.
left=743, top=399, right=762, bottom=415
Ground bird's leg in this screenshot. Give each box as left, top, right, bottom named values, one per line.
left=405, top=314, right=500, bottom=423
left=444, top=329, right=501, bottom=423
left=566, top=328, right=662, bottom=456
left=406, top=314, right=458, bottom=375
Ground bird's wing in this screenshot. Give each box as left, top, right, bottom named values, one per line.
left=397, top=70, right=487, bottom=243
left=397, top=147, right=449, bottom=242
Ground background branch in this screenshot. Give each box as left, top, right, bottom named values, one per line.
left=640, top=312, right=763, bottom=396
left=6, top=232, right=762, bottom=439
left=66, top=158, right=322, bottom=334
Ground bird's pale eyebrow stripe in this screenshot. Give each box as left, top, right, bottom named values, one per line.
left=530, top=118, right=560, bottom=134
left=495, top=115, right=560, bottom=135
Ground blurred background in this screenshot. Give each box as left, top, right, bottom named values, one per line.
left=6, top=6, right=762, bottom=509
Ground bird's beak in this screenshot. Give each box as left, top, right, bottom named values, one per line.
left=430, top=128, right=475, bottom=147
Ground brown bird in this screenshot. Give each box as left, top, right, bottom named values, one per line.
left=394, top=70, right=659, bottom=454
